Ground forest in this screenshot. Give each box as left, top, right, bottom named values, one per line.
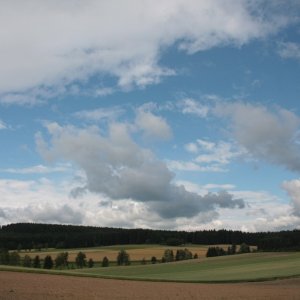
left=0, top=223, right=299, bottom=251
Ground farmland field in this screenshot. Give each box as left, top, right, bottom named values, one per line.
left=1, top=271, right=300, bottom=300
left=65, top=251, right=300, bottom=282
left=3, top=250, right=300, bottom=283
left=1, top=250, right=300, bottom=299
left=18, top=244, right=214, bottom=262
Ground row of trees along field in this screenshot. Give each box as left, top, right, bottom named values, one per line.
left=0, top=223, right=300, bottom=251
left=0, top=250, right=93, bottom=269
left=206, top=243, right=251, bottom=257
left=0, top=248, right=197, bottom=269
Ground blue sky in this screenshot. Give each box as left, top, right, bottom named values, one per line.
left=1, top=1, right=300, bottom=231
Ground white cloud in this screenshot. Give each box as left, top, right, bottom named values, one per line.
left=167, top=160, right=225, bottom=172
left=74, top=107, right=125, bottom=122
left=184, top=142, right=198, bottom=153
left=203, top=183, right=235, bottom=190
left=175, top=180, right=235, bottom=195
left=94, top=87, right=114, bottom=97
left=135, top=108, right=172, bottom=140
left=178, top=98, right=209, bottom=117
left=0, top=120, right=7, bottom=130
left=0, top=1, right=290, bottom=104
left=1, top=164, right=70, bottom=175
left=278, top=42, right=300, bottom=60
left=169, top=139, right=243, bottom=172
left=196, top=139, right=215, bottom=151
left=0, top=177, right=85, bottom=225
left=215, top=102, right=300, bottom=172
left=195, top=139, right=242, bottom=165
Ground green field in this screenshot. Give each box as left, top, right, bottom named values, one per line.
left=2, top=250, right=300, bottom=283
left=64, top=252, right=300, bottom=282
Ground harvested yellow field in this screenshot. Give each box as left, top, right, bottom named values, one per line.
left=19, top=244, right=214, bottom=262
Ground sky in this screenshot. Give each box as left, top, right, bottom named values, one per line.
left=1, top=0, right=300, bottom=232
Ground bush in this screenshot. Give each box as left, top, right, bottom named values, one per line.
left=55, top=252, right=69, bottom=269
left=151, top=256, right=157, bottom=264
left=102, top=256, right=109, bottom=267
left=23, top=255, right=32, bottom=267
left=175, top=248, right=193, bottom=261
left=162, top=249, right=174, bottom=262
left=239, top=243, right=250, bottom=253
left=0, top=249, right=9, bottom=264
left=117, top=249, right=130, bottom=266
left=9, top=251, right=20, bottom=266
left=43, top=255, right=53, bottom=269
left=33, top=255, right=41, bottom=268
left=75, top=251, right=87, bottom=268
left=227, top=244, right=237, bottom=255
left=206, top=247, right=226, bottom=257
left=88, top=258, right=94, bottom=268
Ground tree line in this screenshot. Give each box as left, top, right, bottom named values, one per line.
left=0, top=247, right=197, bottom=269
left=0, top=249, right=94, bottom=269
left=206, top=243, right=251, bottom=257
left=0, top=223, right=299, bottom=251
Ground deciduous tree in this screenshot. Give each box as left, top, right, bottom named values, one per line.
left=43, top=255, right=53, bottom=269
left=75, top=251, right=87, bottom=268
left=55, top=252, right=69, bottom=269
left=151, top=256, right=157, bottom=264
left=162, top=249, right=174, bottom=262
left=117, top=249, right=130, bottom=266
left=33, top=255, right=41, bottom=268
left=23, top=254, right=32, bottom=267
left=88, top=258, right=94, bottom=268
left=102, top=256, right=109, bottom=267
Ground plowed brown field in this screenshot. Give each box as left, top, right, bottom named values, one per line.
left=0, top=271, right=300, bottom=300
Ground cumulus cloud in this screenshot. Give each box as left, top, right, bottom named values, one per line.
left=215, top=102, right=300, bottom=172
left=0, top=175, right=297, bottom=231
left=195, top=139, right=243, bottom=165
left=150, top=188, right=244, bottom=219
left=282, top=179, right=300, bottom=216
left=135, top=108, right=172, bottom=140
left=36, top=122, right=244, bottom=219
left=6, top=204, right=84, bottom=225
left=170, top=138, right=243, bottom=172
left=0, top=177, right=84, bottom=225
left=180, top=180, right=300, bottom=232
left=0, top=0, right=291, bottom=104
left=1, top=202, right=83, bottom=225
